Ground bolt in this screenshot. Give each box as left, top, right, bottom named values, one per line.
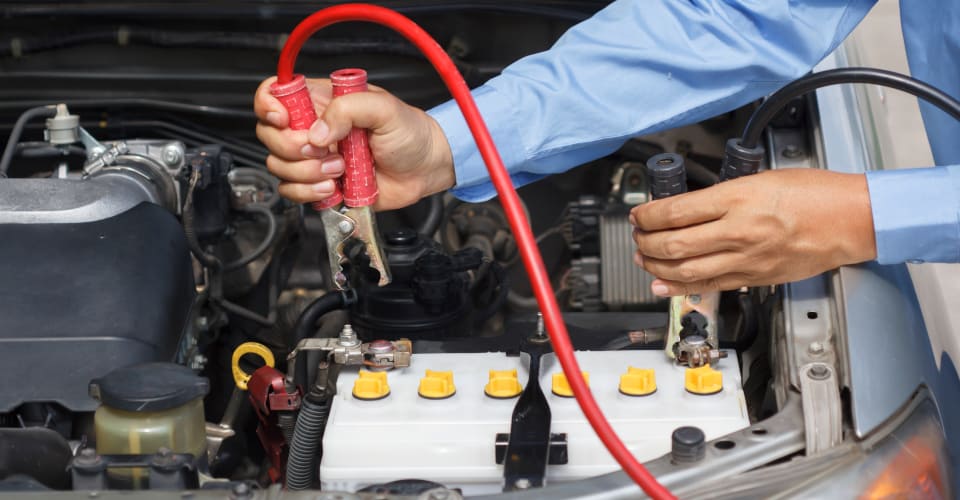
left=337, top=220, right=355, bottom=235
left=338, top=324, right=360, bottom=347
left=536, top=312, right=545, bottom=338
left=808, top=342, right=825, bottom=355
left=232, top=482, right=251, bottom=497
left=782, top=144, right=802, bottom=159
left=514, top=478, right=532, bottom=490
left=190, top=354, right=207, bottom=371
left=162, top=143, right=183, bottom=167
left=808, top=363, right=831, bottom=380
left=687, top=294, right=701, bottom=305
left=367, top=339, right=394, bottom=354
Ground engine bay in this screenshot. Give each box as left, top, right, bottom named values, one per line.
left=0, top=2, right=822, bottom=497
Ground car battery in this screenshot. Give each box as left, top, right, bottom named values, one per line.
left=321, top=351, right=749, bottom=494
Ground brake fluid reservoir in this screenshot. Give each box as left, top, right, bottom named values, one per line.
left=89, top=363, right=209, bottom=465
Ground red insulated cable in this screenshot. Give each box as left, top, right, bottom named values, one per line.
left=276, top=4, right=675, bottom=499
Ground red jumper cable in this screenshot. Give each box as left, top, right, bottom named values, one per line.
left=270, top=4, right=675, bottom=499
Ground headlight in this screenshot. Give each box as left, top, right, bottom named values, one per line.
left=791, top=397, right=951, bottom=499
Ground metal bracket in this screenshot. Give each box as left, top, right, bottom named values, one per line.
left=495, top=433, right=568, bottom=467
left=69, top=449, right=199, bottom=491
left=798, top=362, right=842, bottom=454
left=782, top=276, right=843, bottom=455
left=286, top=337, right=412, bottom=383
left=501, top=327, right=555, bottom=492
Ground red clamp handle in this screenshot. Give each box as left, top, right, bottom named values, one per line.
left=269, top=69, right=379, bottom=209
left=331, top=68, right=379, bottom=207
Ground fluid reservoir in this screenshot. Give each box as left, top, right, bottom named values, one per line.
left=89, top=362, right=209, bottom=485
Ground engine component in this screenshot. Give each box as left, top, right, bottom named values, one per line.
left=320, top=351, right=748, bottom=495
left=567, top=194, right=659, bottom=310
left=82, top=137, right=187, bottom=214
left=0, top=428, right=73, bottom=490
left=0, top=177, right=195, bottom=411
left=348, top=228, right=485, bottom=340
left=69, top=448, right=200, bottom=491
left=44, top=104, right=80, bottom=145
left=231, top=342, right=301, bottom=484
left=184, top=145, right=233, bottom=242
left=89, top=363, right=209, bottom=483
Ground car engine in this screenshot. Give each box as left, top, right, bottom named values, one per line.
left=0, top=2, right=817, bottom=497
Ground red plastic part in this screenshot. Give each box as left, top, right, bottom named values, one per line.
left=269, top=74, right=318, bottom=131
left=331, top=69, right=378, bottom=207
left=269, top=74, right=344, bottom=210
left=274, top=5, right=675, bottom=499
left=248, top=366, right=302, bottom=484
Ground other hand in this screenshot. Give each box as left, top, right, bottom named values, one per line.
left=630, top=168, right=877, bottom=296
left=254, top=76, right=455, bottom=211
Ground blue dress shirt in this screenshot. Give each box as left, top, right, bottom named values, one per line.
left=428, top=0, right=960, bottom=264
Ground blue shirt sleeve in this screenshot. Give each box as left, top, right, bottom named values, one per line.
left=866, top=166, right=960, bottom=264
left=428, top=0, right=876, bottom=202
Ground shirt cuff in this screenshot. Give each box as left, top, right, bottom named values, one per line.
left=865, top=166, right=960, bottom=264
left=427, top=85, right=539, bottom=203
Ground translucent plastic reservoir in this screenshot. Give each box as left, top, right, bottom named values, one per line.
left=89, top=362, right=209, bottom=487
left=94, top=397, right=207, bottom=458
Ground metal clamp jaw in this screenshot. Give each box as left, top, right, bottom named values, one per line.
left=667, top=298, right=726, bottom=368
left=319, top=206, right=390, bottom=290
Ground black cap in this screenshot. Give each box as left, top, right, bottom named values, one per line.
left=89, top=363, right=209, bottom=412
left=645, top=153, right=687, bottom=200
left=720, top=138, right=765, bottom=181
left=671, top=426, right=706, bottom=463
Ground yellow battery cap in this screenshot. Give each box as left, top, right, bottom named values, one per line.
left=552, top=371, right=589, bottom=398
left=484, top=369, right=523, bottom=399
left=353, top=370, right=390, bottom=400
left=685, top=365, right=723, bottom=395
left=619, top=367, right=657, bottom=396
left=418, top=370, right=456, bottom=399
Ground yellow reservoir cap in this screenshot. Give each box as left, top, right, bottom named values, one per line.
left=619, top=367, right=657, bottom=396
left=353, top=370, right=390, bottom=400
left=418, top=370, right=456, bottom=399
left=552, top=371, right=589, bottom=398
left=484, top=369, right=523, bottom=399
left=685, top=365, right=723, bottom=395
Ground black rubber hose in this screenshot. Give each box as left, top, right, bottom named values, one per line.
left=740, top=67, right=960, bottom=149
left=216, top=298, right=274, bottom=327
left=285, top=397, right=331, bottom=491
left=0, top=105, right=57, bottom=177
left=417, top=193, right=444, bottom=237
left=0, top=98, right=254, bottom=119
left=292, top=290, right=356, bottom=347
left=223, top=204, right=279, bottom=271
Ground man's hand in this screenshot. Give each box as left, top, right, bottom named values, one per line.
left=255, top=76, right=456, bottom=211
left=630, top=168, right=878, bottom=296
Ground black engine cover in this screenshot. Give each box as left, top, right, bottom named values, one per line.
left=0, top=203, right=195, bottom=411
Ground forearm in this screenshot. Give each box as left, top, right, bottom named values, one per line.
left=429, top=0, right=877, bottom=201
